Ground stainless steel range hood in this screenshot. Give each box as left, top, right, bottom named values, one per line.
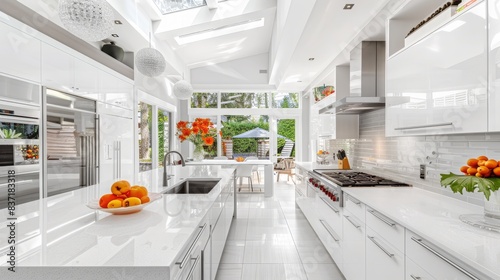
left=320, top=41, right=385, bottom=115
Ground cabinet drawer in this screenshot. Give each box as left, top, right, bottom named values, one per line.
left=366, top=227, right=405, bottom=280
left=317, top=194, right=342, bottom=236
left=406, top=257, right=436, bottom=280
left=173, top=222, right=209, bottom=280
left=342, top=210, right=365, bottom=280
left=317, top=217, right=343, bottom=271
left=366, top=207, right=404, bottom=252
left=344, top=194, right=365, bottom=222
left=406, top=230, right=484, bottom=280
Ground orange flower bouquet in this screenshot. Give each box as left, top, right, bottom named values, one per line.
left=176, top=118, right=217, bottom=161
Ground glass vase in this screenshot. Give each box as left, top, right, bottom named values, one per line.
left=193, top=144, right=205, bottom=162
left=485, top=191, right=500, bottom=221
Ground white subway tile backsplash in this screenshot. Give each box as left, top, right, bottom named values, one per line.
left=325, top=109, right=495, bottom=207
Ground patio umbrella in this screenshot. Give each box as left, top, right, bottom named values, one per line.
left=232, top=127, right=287, bottom=139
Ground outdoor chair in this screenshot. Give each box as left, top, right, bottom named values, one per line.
left=236, top=164, right=254, bottom=192
left=275, top=158, right=295, bottom=183
left=280, top=140, right=295, bottom=158
left=245, top=156, right=260, bottom=183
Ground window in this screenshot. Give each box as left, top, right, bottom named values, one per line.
left=191, top=92, right=218, bottom=108
left=158, top=109, right=171, bottom=167
left=152, top=0, right=206, bottom=14
left=220, top=92, right=270, bottom=108
left=273, top=93, right=299, bottom=108
left=138, top=102, right=152, bottom=171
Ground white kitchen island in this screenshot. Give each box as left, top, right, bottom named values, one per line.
left=186, top=159, right=274, bottom=197
left=0, top=165, right=235, bottom=280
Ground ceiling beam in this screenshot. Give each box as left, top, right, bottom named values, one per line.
left=206, top=0, right=218, bottom=10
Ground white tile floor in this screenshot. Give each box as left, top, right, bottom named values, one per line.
left=215, top=177, right=345, bottom=280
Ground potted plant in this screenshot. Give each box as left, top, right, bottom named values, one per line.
left=176, top=118, right=216, bottom=161
left=440, top=155, right=500, bottom=222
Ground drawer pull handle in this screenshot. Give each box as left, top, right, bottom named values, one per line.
left=344, top=215, right=361, bottom=229
left=410, top=275, right=421, bottom=280
left=319, top=219, right=340, bottom=242
left=176, top=223, right=207, bottom=268
left=348, top=196, right=361, bottom=206
left=368, top=209, right=396, bottom=227
left=411, top=236, right=479, bottom=280
left=394, top=122, right=453, bottom=130
left=367, top=235, right=394, bottom=258
left=186, top=255, right=201, bottom=280
left=320, top=196, right=339, bottom=213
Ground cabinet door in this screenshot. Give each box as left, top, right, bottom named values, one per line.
left=406, top=257, right=436, bottom=280
left=365, top=227, right=404, bottom=280
left=489, top=0, right=500, bottom=131
left=0, top=21, right=41, bottom=82
left=386, top=2, right=487, bottom=136
left=202, top=237, right=211, bottom=280
left=98, top=107, right=134, bottom=188
left=99, top=71, right=134, bottom=109
left=41, top=42, right=73, bottom=92
left=211, top=211, right=225, bottom=280
left=73, top=58, right=99, bottom=100
left=343, top=212, right=365, bottom=280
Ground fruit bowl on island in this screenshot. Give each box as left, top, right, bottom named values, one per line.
left=87, top=180, right=162, bottom=215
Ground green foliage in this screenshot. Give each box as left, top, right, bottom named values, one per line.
left=158, top=111, right=167, bottom=164
left=440, top=173, right=500, bottom=200
left=277, top=119, right=295, bottom=156
left=221, top=121, right=269, bottom=153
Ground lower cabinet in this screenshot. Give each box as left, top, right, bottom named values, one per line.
left=406, top=258, right=436, bottom=280
left=342, top=211, right=365, bottom=280
left=175, top=221, right=209, bottom=280
left=365, top=227, right=404, bottom=280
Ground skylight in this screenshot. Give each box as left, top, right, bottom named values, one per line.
left=175, top=18, right=265, bottom=45
left=152, top=0, right=206, bottom=15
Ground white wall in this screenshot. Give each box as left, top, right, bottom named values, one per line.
left=190, top=53, right=269, bottom=87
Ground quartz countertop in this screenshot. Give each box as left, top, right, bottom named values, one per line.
left=0, top=165, right=235, bottom=270
left=295, top=161, right=340, bottom=172
left=342, top=187, right=500, bottom=279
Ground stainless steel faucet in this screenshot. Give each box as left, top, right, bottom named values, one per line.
left=163, top=151, right=185, bottom=186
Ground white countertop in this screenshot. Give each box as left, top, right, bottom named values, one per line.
left=295, top=161, right=340, bottom=172
left=342, top=187, right=500, bottom=279
left=186, top=159, right=273, bottom=165
left=0, top=165, right=235, bottom=269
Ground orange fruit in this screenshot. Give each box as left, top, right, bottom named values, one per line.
left=477, top=166, right=490, bottom=175
left=484, top=171, right=492, bottom=178
left=493, top=167, right=500, bottom=177
left=459, top=166, right=469, bottom=174
left=140, top=196, right=150, bottom=204
left=477, top=155, right=488, bottom=161
left=475, top=172, right=483, bottom=178
left=107, top=199, right=124, bottom=208
left=485, top=160, right=498, bottom=169
left=129, top=186, right=148, bottom=198
left=478, top=160, right=486, bottom=167
left=466, top=158, right=479, bottom=167
left=111, top=180, right=131, bottom=195
left=99, top=194, right=117, bottom=208
left=122, top=197, right=141, bottom=207
left=467, top=167, right=478, bottom=175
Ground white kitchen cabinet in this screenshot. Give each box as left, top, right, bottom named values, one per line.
left=406, top=258, right=436, bottom=280
left=489, top=0, right=500, bottom=132
left=0, top=21, right=41, bottom=83
left=342, top=209, right=365, bottom=280
left=365, top=227, right=404, bottom=280
left=99, top=70, right=134, bottom=110
left=386, top=2, right=488, bottom=136
left=316, top=195, right=343, bottom=270
left=41, top=42, right=99, bottom=100
left=98, top=103, right=134, bottom=187
left=405, top=230, right=485, bottom=280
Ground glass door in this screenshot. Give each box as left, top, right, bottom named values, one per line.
left=44, top=89, right=97, bottom=196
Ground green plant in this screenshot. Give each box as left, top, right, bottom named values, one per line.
left=440, top=173, right=500, bottom=200
left=0, top=128, right=22, bottom=139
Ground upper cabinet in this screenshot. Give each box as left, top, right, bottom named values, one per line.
left=99, top=71, right=134, bottom=110
left=0, top=21, right=41, bottom=83
left=42, top=42, right=100, bottom=100
left=385, top=1, right=488, bottom=136
left=489, top=0, right=500, bottom=132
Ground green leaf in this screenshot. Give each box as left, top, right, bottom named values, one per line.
left=440, top=173, right=500, bottom=200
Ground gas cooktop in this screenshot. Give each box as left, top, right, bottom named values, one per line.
left=313, top=170, right=411, bottom=187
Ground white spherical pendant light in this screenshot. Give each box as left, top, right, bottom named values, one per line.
left=135, top=47, right=166, bottom=77
left=173, top=80, right=193, bottom=100
left=58, top=0, right=114, bottom=42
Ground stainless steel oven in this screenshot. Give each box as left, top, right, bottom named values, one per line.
left=0, top=76, right=41, bottom=208
left=307, top=171, right=343, bottom=207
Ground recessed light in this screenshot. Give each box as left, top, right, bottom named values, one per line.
left=344, top=4, right=354, bottom=10
left=308, top=58, right=315, bottom=61
left=111, top=34, right=119, bottom=37
left=114, top=20, right=122, bottom=24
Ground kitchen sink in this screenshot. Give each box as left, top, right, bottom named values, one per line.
left=162, top=178, right=221, bottom=194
